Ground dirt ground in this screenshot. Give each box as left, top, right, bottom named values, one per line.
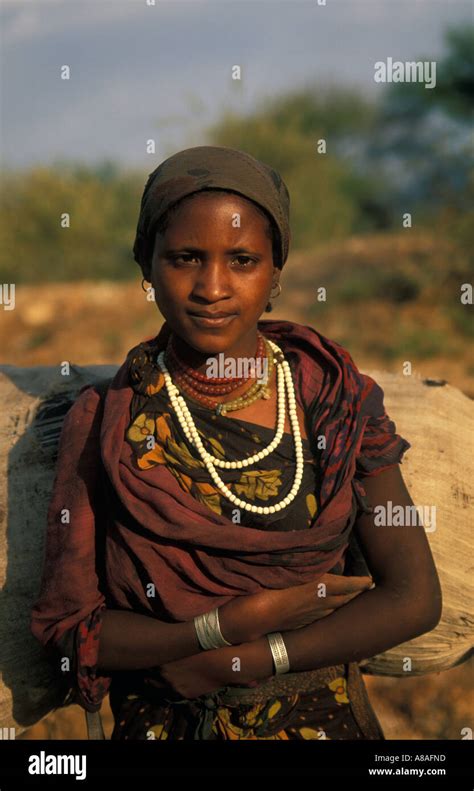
left=3, top=268, right=471, bottom=741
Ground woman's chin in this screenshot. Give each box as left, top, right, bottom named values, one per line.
left=176, top=323, right=243, bottom=353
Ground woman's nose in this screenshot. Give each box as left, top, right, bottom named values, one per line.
left=191, top=260, right=232, bottom=302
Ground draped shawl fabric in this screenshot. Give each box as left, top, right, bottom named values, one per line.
left=30, top=319, right=410, bottom=711
left=98, top=319, right=410, bottom=622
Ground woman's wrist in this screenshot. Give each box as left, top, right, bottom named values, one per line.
left=217, top=597, right=265, bottom=645
left=235, top=637, right=275, bottom=684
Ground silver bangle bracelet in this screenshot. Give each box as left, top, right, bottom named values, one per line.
left=194, top=607, right=232, bottom=650
left=266, top=631, right=290, bottom=674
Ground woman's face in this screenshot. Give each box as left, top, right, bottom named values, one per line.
left=150, top=191, right=279, bottom=360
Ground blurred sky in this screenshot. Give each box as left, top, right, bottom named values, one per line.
left=1, top=0, right=472, bottom=170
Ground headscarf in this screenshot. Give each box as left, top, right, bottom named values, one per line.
left=132, top=146, right=291, bottom=275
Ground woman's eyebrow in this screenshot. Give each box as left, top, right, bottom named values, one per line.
left=163, top=246, right=262, bottom=256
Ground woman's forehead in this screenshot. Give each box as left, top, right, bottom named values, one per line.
left=164, top=192, right=272, bottom=230
left=173, top=189, right=268, bottom=215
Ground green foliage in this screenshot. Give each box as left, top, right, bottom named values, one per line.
left=379, top=25, right=474, bottom=122
left=207, top=86, right=384, bottom=248
left=0, top=164, right=143, bottom=283
left=367, top=24, right=473, bottom=220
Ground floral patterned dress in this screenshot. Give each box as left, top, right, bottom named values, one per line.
left=109, top=658, right=385, bottom=740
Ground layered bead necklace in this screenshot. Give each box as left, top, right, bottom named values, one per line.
left=164, top=331, right=274, bottom=415
left=156, top=336, right=304, bottom=515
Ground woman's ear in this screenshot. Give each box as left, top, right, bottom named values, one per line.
left=141, top=264, right=152, bottom=283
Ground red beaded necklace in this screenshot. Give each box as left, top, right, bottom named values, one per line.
left=165, top=332, right=266, bottom=397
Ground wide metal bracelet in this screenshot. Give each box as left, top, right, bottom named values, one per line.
left=267, top=631, right=291, bottom=674
left=194, top=607, right=232, bottom=650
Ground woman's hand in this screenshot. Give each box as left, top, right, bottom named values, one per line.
left=154, top=637, right=274, bottom=699
left=154, top=645, right=237, bottom=699
left=219, top=573, right=374, bottom=642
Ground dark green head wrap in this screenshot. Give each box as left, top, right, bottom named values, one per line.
left=132, top=145, right=291, bottom=277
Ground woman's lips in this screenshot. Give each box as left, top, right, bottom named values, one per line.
left=188, top=313, right=237, bottom=327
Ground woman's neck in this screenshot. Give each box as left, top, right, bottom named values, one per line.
left=170, top=329, right=260, bottom=376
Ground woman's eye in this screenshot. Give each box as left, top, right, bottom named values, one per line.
left=233, top=256, right=256, bottom=268
left=173, top=254, right=199, bottom=265
left=171, top=254, right=256, bottom=268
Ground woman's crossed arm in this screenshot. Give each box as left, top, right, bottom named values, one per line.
left=158, top=466, right=442, bottom=698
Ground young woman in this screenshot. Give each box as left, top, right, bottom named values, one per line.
left=31, top=145, right=442, bottom=740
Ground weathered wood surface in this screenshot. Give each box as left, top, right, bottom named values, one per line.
left=0, top=364, right=472, bottom=733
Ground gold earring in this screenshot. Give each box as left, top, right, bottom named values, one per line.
left=141, top=277, right=151, bottom=292
left=270, top=282, right=282, bottom=299
left=264, top=282, right=282, bottom=312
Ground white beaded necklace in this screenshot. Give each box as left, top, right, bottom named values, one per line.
left=156, top=339, right=304, bottom=515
